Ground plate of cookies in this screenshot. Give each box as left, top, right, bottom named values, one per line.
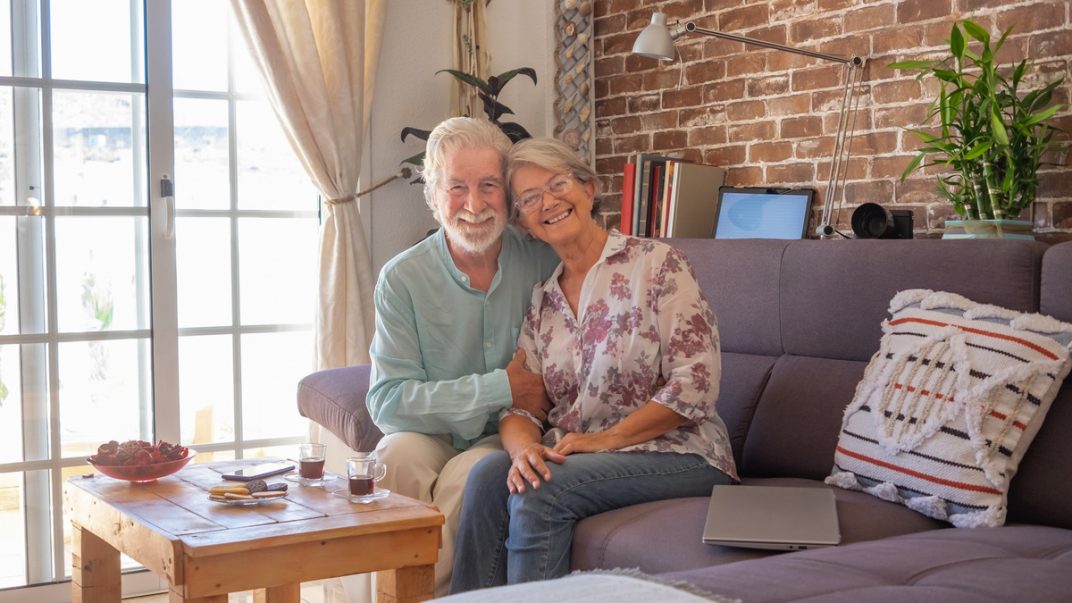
left=208, top=479, right=288, bottom=505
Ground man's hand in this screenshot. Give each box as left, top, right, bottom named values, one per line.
left=552, top=431, right=620, bottom=456
left=506, top=350, right=552, bottom=421
left=508, top=442, right=566, bottom=493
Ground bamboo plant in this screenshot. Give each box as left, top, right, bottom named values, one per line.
left=890, top=19, right=1065, bottom=220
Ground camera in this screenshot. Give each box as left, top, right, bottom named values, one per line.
left=851, top=203, right=914, bottom=239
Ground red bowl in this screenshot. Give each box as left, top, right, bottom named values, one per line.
left=87, top=450, right=197, bottom=483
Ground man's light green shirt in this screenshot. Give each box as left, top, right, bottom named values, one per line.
left=367, top=227, right=559, bottom=449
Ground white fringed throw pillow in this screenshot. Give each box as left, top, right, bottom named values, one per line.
left=826, top=289, right=1072, bottom=527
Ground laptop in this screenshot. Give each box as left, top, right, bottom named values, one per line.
left=702, top=485, right=841, bottom=550
left=712, top=187, right=814, bottom=239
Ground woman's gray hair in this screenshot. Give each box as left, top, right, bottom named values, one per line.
left=506, top=137, right=600, bottom=215
left=422, top=117, right=512, bottom=213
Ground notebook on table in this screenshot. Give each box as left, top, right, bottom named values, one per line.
left=702, top=485, right=841, bottom=550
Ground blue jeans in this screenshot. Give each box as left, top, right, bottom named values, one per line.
left=449, top=451, right=732, bottom=593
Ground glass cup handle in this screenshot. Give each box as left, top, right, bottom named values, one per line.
left=374, top=463, right=387, bottom=481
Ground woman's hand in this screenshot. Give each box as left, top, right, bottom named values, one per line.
left=551, top=431, right=620, bottom=456
left=508, top=442, right=566, bottom=494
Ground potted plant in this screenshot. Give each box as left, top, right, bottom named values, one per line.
left=399, top=67, right=537, bottom=179
left=890, top=19, right=1066, bottom=239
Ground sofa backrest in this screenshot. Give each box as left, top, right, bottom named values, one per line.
left=672, top=238, right=1071, bottom=529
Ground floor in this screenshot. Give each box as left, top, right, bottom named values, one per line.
left=124, top=577, right=350, bottom=603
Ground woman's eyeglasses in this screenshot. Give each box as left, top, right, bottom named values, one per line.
left=514, top=173, right=576, bottom=212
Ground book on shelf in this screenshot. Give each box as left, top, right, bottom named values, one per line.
left=620, top=161, right=636, bottom=235
left=665, top=162, right=726, bottom=238
left=630, top=153, right=688, bottom=237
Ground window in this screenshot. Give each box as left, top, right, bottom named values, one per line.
left=0, top=1, right=317, bottom=598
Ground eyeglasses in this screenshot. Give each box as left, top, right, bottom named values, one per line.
left=514, top=173, right=576, bottom=212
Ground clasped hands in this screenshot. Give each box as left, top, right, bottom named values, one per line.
left=506, top=432, right=620, bottom=494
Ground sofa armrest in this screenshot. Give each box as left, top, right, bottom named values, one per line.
left=297, top=365, right=384, bottom=452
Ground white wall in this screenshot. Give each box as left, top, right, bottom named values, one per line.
left=360, top=0, right=554, bottom=275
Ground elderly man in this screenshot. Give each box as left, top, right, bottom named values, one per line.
left=366, top=117, right=559, bottom=596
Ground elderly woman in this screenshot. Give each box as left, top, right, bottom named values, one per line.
left=449, top=138, right=738, bottom=593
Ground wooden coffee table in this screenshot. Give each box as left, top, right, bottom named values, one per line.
left=66, top=461, right=443, bottom=603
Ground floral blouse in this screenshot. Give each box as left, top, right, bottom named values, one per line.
left=505, top=231, right=738, bottom=481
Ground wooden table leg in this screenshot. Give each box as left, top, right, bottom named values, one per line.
left=72, top=524, right=121, bottom=603
left=376, top=565, right=436, bottom=603
left=253, top=584, right=301, bottom=603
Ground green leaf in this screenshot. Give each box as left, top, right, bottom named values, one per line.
left=950, top=23, right=965, bottom=59
left=498, top=122, right=533, bottom=142
left=400, top=127, right=432, bottom=143
left=990, top=111, right=1009, bottom=145
left=1023, top=104, right=1060, bottom=126
left=435, top=69, right=491, bottom=94
left=900, top=152, right=925, bottom=181
left=962, top=20, right=990, bottom=44
left=887, top=60, right=934, bottom=70
left=489, top=67, right=538, bottom=95
left=962, top=141, right=992, bottom=160
left=909, top=128, right=940, bottom=143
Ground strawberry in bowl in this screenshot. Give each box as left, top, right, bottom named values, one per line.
left=88, top=440, right=195, bottom=483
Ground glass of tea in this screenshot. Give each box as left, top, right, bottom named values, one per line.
left=298, top=443, right=327, bottom=481
left=345, top=453, right=388, bottom=502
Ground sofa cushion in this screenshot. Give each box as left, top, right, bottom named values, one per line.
left=1041, top=241, right=1072, bottom=323
left=827, top=289, right=1072, bottom=527
left=658, top=525, right=1072, bottom=603
left=296, top=365, right=383, bottom=452
left=570, top=477, right=945, bottom=575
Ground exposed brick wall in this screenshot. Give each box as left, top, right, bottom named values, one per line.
left=592, top=0, right=1072, bottom=242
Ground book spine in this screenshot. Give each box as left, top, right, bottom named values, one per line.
left=620, top=161, right=636, bottom=235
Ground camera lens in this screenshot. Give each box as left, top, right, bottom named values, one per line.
left=851, top=203, right=894, bottom=239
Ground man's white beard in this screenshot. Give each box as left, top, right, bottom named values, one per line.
left=442, top=207, right=505, bottom=254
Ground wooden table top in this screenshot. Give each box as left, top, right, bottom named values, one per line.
left=66, top=461, right=444, bottom=559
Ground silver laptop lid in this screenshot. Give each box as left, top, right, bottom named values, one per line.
left=702, top=485, right=841, bottom=551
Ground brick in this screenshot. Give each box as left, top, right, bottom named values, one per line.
left=663, top=86, right=703, bottom=108
left=895, top=178, right=944, bottom=205
left=766, top=93, right=811, bottom=116
left=874, top=103, right=929, bottom=129
left=611, top=116, right=642, bottom=135
left=719, top=5, right=769, bottom=31
left=595, top=78, right=610, bottom=99
left=653, top=130, right=687, bottom=150
left=824, top=108, right=872, bottom=135
left=771, top=0, right=820, bottom=22
left=791, top=65, right=842, bottom=91
left=789, top=16, right=843, bottom=45
left=727, top=54, right=767, bottom=77
left=701, top=37, right=746, bottom=60
left=781, top=116, right=823, bottom=138
left=871, top=155, right=918, bottom=180
left=767, top=50, right=813, bottom=72
left=612, top=134, right=650, bottom=154
left=726, top=99, right=767, bottom=120
left=596, top=56, right=625, bottom=77
left=766, top=162, right=816, bottom=184
left=595, top=156, right=622, bottom=176
left=796, top=137, right=835, bottom=159
left=608, top=74, right=639, bottom=96
left=597, top=97, right=627, bottom=118
left=749, top=141, right=793, bottom=162
left=748, top=25, right=790, bottom=48
left=679, top=105, right=727, bottom=127
left=724, top=166, right=764, bottom=186
left=897, top=0, right=954, bottom=24
left=627, top=94, right=660, bottom=114
left=871, top=79, right=923, bottom=104
left=1039, top=171, right=1072, bottom=197
left=703, top=145, right=748, bottom=166
left=996, top=3, right=1065, bottom=36
left=746, top=75, right=789, bottom=97
left=873, top=28, right=925, bottom=57
left=729, top=121, right=776, bottom=143
left=818, top=0, right=857, bottom=10
left=843, top=179, right=895, bottom=205
left=1054, top=201, right=1072, bottom=229
left=594, top=14, right=627, bottom=38
left=703, top=79, right=746, bottom=102
left=596, top=138, right=614, bottom=156
left=687, top=125, right=728, bottom=146
left=642, top=70, right=681, bottom=90
left=845, top=5, right=895, bottom=32
left=640, top=111, right=679, bottom=131
left=603, top=31, right=641, bottom=56
left=662, top=0, right=702, bottom=21
left=685, top=60, right=727, bottom=85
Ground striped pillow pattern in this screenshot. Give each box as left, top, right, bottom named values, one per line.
left=826, top=289, right=1072, bottom=528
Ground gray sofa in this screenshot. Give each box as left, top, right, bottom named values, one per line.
left=298, top=238, right=1072, bottom=602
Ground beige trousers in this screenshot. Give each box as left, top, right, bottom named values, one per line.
left=341, top=431, right=502, bottom=602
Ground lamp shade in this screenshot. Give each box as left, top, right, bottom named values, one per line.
left=631, top=12, right=676, bottom=61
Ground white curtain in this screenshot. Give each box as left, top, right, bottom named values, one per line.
left=230, top=0, right=386, bottom=369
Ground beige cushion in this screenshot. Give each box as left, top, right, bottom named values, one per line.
left=827, top=289, right=1072, bottom=527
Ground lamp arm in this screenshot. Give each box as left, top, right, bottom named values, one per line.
left=684, top=23, right=862, bottom=66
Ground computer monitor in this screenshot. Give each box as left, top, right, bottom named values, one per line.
left=712, top=187, right=814, bottom=240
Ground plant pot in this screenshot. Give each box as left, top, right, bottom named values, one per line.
left=942, top=219, right=1034, bottom=240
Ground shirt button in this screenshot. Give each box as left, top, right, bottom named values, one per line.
left=485, top=341, right=492, bottom=348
